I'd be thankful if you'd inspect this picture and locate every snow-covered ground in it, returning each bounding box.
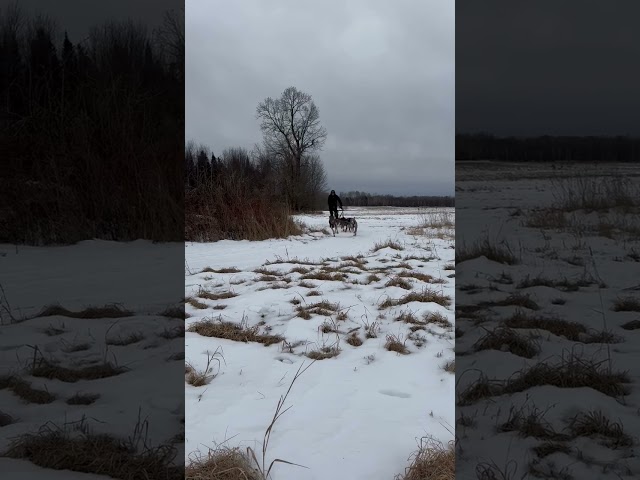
[456,162,640,479]
[185,207,456,480]
[0,241,184,478]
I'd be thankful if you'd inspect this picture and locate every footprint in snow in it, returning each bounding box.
[379,389,411,399]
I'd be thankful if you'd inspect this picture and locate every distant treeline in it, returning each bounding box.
[1,4,184,244]
[456,133,640,162]
[339,191,454,208]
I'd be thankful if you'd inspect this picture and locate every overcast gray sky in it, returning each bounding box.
[186,0,454,196]
[457,0,640,136]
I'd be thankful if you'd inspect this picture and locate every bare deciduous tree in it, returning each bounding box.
[256,86,327,209]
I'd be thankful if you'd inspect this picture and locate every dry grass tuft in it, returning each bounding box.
[621,319,640,330]
[504,311,586,341]
[385,334,410,354]
[456,237,519,265]
[188,316,283,346]
[36,304,133,319]
[66,393,100,405]
[198,290,238,301]
[31,362,129,383]
[201,267,241,274]
[306,290,322,297]
[567,410,633,447]
[398,270,434,282]
[380,288,452,309]
[346,333,363,347]
[300,271,347,282]
[473,327,540,358]
[442,360,455,374]
[372,239,404,252]
[394,436,454,480]
[298,280,316,288]
[186,297,208,310]
[386,277,413,290]
[5,424,181,479]
[612,296,640,312]
[296,301,340,319]
[0,375,56,404]
[306,345,340,360]
[424,311,453,329]
[186,447,260,479]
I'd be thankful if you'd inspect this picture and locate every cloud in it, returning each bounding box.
[186,0,454,195]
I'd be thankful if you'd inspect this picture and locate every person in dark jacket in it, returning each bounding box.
[328,190,343,218]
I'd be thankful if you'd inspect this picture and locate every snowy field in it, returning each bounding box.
[0,241,184,478]
[184,207,455,479]
[456,162,640,479]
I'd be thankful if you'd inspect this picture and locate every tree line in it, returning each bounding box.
[185,86,331,241]
[339,191,454,208]
[1,3,184,244]
[456,133,640,162]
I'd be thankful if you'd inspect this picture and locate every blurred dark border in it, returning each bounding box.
[456,1,640,478]
[0,0,184,477]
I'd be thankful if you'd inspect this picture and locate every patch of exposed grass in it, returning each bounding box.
[66,393,100,405]
[198,289,238,301]
[188,316,283,346]
[306,346,340,360]
[36,304,133,319]
[612,296,640,312]
[442,360,454,374]
[386,277,413,290]
[346,333,363,347]
[500,405,565,440]
[525,209,567,230]
[300,271,347,282]
[483,293,540,311]
[185,447,259,480]
[424,311,453,329]
[306,290,322,297]
[0,375,56,404]
[621,319,640,330]
[394,436,454,480]
[296,301,340,319]
[517,274,596,292]
[5,427,182,480]
[398,270,434,282]
[385,334,410,354]
[473,327,540,358]
[298,280,317,288]
[186,297,208,309]
[31,362,128,383]
[380,288,452,309]
[256,275,278,282]
[372,239,404,252]
[567,410,633,447]
[504,311,585,341]
[365,274,381,284]
[503,358,630,398]
[201,267,241,274]
[289,266,311,275]
[456,237,519,265]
